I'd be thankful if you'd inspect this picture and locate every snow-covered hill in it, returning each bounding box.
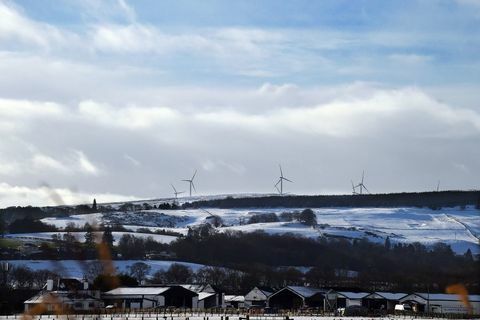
[36,205,480,255]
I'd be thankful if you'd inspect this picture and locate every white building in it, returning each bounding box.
[400,293,480,315]
[24,279,103,313]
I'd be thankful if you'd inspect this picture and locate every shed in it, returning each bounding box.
[267,286,329,310]
[362,291,407,312]
[336,291,370,308]
[103,287,170,309]
[244,286,277,308]
[400,293,480,315]
[224,295,245,309]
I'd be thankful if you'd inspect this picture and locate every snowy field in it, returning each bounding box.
[5,260,206,278]
[5,231,177,245]
[35,205,480,254]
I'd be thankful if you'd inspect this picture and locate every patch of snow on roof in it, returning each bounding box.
[104,287,169,295]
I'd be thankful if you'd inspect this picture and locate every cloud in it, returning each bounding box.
[123,154,141,167]
[389,54,433,64]
[0,182,138,208]
[72,150,100,175]
[32,153,69,173]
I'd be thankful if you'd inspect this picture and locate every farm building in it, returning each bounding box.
[267,286,333,310]
[181,284,224,308]
[103,286,197,309]
[244,286,277,308]
[400,293,480,315]
[224,295,245,309]
[335,291,369,308]
[362,292,407,312]
[24,279,103,313]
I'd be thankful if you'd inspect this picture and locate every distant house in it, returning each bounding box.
[335,291,369,308]
[24,278,103,313]
[244,286,277,308]
[362,291,407,312]
[224,295,245,309]
[267,286,333,310]
[400,293,480,315]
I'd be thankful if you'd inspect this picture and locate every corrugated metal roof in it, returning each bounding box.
[366,292,407,300]
[337,291,370,299]
[286,286,326,298]
[225,295,245,302]
[198,292,216,301]
[415,293,480,302]
[104,287,169,295]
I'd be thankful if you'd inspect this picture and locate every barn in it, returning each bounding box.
[362,292,407,312]
[103,286,198,309]
[335,291,369,308]
[244,286,277,308]
[224,295,245,309]
[267,286,330,310]
[400,293,480,315]
[181,284,224,309]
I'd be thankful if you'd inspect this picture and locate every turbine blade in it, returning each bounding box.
[279,164,283,177]
[274,185,281,194]
[181,179,190,182]
[283,177,293,183]
[191,182,196,192]
[363,185,370,194]
[192,170,197,180]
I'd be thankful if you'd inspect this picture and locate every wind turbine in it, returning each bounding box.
[436,180,440,192]
[275,165,293,195]
[353,170,370,195]
[351,180,358,195]
[182,170,197,197]
[170,183,184,200]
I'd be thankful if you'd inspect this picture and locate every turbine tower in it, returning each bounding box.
[351,180,358,195]
[275,165,293,195]
[182,170,197,197]
[170,183,184,200]
[436,180,440,192]
[353,170,370,195]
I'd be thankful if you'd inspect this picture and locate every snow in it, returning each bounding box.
[367,292,408,300]
[37,205,480,255]
[104,287,169,295]
[6,231,177,245]
[198,292,216,300]
[5,260,206,278]
[285,286,327,298]
[412,293,480,302]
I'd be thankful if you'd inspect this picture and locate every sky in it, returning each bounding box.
[0,0,479,207]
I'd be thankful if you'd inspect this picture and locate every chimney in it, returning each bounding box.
[83,280,89,290]
[46,279,54,291]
